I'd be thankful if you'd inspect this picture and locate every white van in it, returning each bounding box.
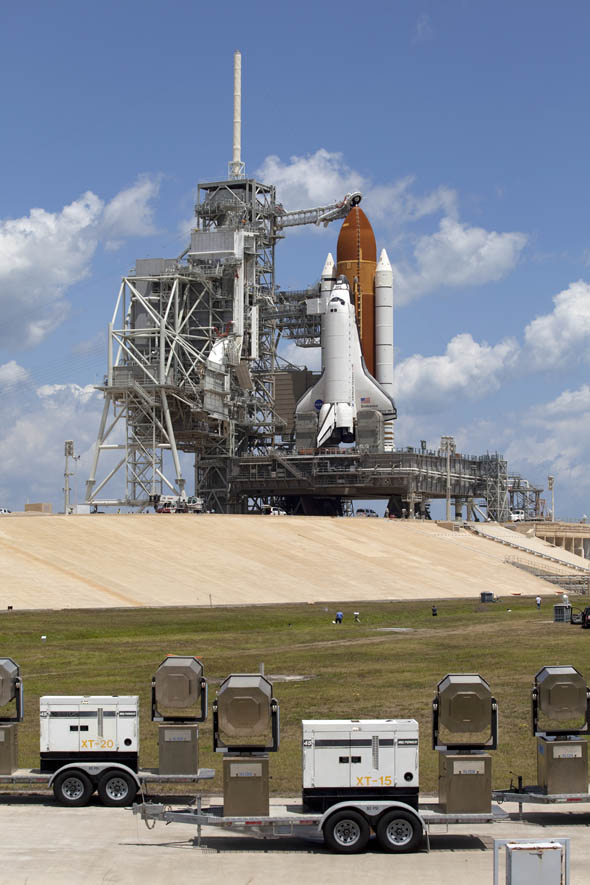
[510,510,525,522]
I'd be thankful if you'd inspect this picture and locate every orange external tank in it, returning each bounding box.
[336,207,377,376]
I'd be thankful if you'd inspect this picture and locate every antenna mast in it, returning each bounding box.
[229,50,245,179]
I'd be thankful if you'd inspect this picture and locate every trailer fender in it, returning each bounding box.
[318,798,424,831]
[48,762,141,791]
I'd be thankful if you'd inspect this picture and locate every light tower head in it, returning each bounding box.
[151,655,207,723]
[532,665,590,736]
[213,674,279,754]
[433,674,498,751]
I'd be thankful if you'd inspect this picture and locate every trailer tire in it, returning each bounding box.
[53,770,93,807]
[376,810,422,853]
[323,809,370,853]
[97,771,137,807]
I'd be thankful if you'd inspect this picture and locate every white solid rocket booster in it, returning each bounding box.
[374,248,394,451]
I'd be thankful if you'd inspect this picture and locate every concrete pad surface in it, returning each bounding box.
[1,797,590,884]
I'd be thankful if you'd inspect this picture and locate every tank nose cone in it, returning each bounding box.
[336,207,377,265]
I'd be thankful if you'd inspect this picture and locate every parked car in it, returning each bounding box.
[0,508,11,514]
[355,508,379,518]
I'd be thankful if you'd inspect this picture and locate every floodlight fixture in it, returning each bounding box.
[151,655,207,723]
[0,658,23,722]
[213,674,279,754]
[532,665,590,737]
[432,674,498,751]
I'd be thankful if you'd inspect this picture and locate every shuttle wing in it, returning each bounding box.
[295,371,326,414]
[354,362,397,419]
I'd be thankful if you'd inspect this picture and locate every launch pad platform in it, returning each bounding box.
[228,449,507,517]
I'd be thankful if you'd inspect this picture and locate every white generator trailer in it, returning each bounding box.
[0,695,214,807]
[133,718,506,854]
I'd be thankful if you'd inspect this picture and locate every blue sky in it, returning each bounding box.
[1,0,590,518]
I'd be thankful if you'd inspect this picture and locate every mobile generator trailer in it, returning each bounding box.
[132,718,507,854]
[132,795,507,854]
[0,695,213,806]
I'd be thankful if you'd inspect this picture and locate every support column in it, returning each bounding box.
[161,390,185,493]
[85,399,110,502]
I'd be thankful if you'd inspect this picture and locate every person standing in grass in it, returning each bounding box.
[536,595,541,609]
[335,611,343,625]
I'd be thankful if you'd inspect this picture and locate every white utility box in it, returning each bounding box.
[40,696,139,773]
[302,719,419,812]
[506,842,564,885]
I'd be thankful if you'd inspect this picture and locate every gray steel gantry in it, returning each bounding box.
[85,184,361,511]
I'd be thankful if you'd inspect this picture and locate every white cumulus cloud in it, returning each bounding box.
[363,175,458,227]
[256,150,526,303]
[394,218,528,305]
[0,383,103,509]
[0,192,103,346]
[256,150,365,210]
[502,384,590,509]
[36,382,99,405]
[395,332,520,412]
[0,177,160,348]
[524,279,590,369]
[102,175,160,248]
[0,360,30,388]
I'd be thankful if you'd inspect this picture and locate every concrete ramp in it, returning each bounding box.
[464,522,590,573]
[0,514,569,610]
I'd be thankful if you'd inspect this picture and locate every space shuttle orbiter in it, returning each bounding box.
[295,267,396,449]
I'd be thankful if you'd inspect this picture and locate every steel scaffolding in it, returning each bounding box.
[85,181,360,511]
[508,474,544,519]
[480,454,511,523]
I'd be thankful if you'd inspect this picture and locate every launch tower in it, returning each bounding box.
[85,52,361,512]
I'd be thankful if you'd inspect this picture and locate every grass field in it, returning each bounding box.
[2,595,589,796]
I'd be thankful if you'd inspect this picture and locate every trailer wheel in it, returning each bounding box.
[376,810,422,853]
[323,810,370,853]
[53,771,93,807]
[97,771,137,807]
